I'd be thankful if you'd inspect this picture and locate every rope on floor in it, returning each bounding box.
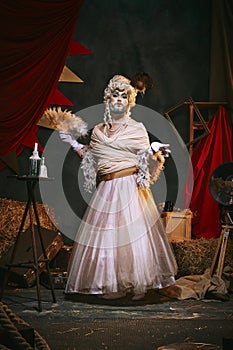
[0,302,51,350]
[0,345,11,350]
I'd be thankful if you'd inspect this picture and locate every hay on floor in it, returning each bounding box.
[0,198,57,259]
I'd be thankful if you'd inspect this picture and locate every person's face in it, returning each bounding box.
[109,90,129,117]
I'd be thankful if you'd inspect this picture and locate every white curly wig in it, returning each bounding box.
[103,75,137,107]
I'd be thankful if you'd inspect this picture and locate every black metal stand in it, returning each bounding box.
[0,176,56,312]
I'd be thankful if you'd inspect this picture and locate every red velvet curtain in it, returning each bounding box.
[190,106,233,239]
[0,1,83,163]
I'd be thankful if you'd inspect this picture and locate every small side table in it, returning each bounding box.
[0,175,56,312]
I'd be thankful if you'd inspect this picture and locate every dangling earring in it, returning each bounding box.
[103,102,112,127]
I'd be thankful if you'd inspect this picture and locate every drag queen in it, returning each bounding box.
[59,75,177,300]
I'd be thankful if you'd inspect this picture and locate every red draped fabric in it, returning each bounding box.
[0,0,83,168]
[190,106,233,239]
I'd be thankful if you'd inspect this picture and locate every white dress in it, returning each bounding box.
[65,117,177,295]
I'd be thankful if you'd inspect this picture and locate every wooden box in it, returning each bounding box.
[50,244,73,271]
[0,226,64,287]
[161,210,192,241]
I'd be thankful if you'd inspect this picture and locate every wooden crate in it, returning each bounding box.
[161,211,192,242]
[0,226,64,287]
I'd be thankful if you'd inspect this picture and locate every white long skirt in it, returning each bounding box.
[65,175,177,295]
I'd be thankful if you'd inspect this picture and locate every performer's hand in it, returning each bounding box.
[149,142,171,157]
[76,148,85,158]
[59,131,84,151]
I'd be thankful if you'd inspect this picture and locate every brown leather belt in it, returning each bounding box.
[97,166,138,182]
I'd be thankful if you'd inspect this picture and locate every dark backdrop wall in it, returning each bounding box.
[0,0,211,234]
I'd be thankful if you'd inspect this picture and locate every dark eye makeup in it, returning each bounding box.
[112,91,128,99]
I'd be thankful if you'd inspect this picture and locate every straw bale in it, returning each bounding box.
[171,237,233,277]
[0,198,57,258]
